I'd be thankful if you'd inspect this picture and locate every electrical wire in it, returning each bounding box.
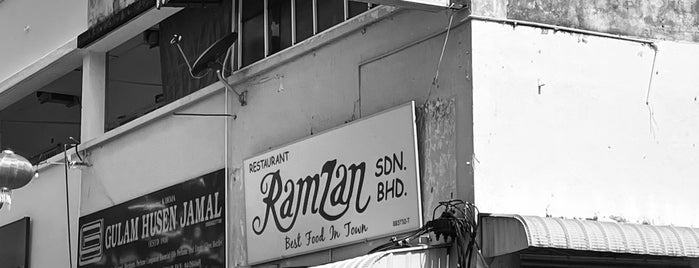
[370,199,481,268]
[72,145,83,162]
[68,137,84,162]
[423,8,455,108]
[644,43,659,139]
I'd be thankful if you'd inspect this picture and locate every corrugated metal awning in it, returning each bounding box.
[482,214,699,258]
[311,246,448,268]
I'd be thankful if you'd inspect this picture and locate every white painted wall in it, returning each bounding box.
[80,92,226,215]
[0,161,81,268]
[472,20,699,226]
[0,0,86,81]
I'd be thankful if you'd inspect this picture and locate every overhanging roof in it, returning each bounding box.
[0,39,84,111]
[482,214,699,258]
[79,4,181,52]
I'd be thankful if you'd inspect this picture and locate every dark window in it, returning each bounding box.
[295,0,314,42]
[237,0,380,67]
[268,0,292,54]
[317,0,344,32]
[158,1,232,107]
[348,1,370,18]
[242,0,265,66]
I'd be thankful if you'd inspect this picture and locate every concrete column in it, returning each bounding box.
[80,52,106,142]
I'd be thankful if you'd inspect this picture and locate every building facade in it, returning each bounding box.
[1,0,699,267]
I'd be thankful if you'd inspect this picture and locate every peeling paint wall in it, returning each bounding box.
[471,0,699,42]
[472,20,699,226]
[417,98,457,223]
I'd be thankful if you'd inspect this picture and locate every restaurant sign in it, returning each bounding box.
[244,102,422,264]
[77,169,225,268]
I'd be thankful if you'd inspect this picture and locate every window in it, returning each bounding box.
[0,70,82,164]
[295,0,314,42]
[349,1,373,18]
[107,1,233,131]
[268,0,293,54]
[238,0,376,68]
[317,0,344,32]
[241,0,265,66]
[106,32,164,131]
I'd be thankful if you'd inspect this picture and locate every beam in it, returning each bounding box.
[80,52,107,141]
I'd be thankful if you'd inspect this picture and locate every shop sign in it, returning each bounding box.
[244,102,422,264]
[77,169,225,268]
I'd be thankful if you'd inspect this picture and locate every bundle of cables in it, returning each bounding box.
[369,199,480,268]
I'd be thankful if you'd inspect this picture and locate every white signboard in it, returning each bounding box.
[244,102,422,264]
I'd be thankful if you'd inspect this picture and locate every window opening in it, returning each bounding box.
[348,1,371,18]
[294,0,314,43]
[238,0,379,68]
[241,0,265,66]
[106,1,233,131]
[316,0,344,32]
[0,71,82,164]
[268,0,293,55]
[106,32,164,131]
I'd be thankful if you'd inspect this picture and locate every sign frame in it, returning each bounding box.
[243,101,423,264]
[76,169,226,268]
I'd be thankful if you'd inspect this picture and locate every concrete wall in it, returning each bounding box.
[472,19,699,226]
[471,0,699,42]
[0,160,81,268]
[0,0,86,81]
[80,92,226,215]
[79,7,474,267]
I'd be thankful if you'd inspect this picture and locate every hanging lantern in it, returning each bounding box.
[0,150,35,209]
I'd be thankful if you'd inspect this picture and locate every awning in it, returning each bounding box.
[481,214,699,258]
[311,246,448,268]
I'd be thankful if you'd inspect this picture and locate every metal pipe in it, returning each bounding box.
[343,0,349,21]
[312,0,318,34]
[62,145,73,268]
[466,15,655,46]
[224,77,231,268]
[264,0,270,56]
